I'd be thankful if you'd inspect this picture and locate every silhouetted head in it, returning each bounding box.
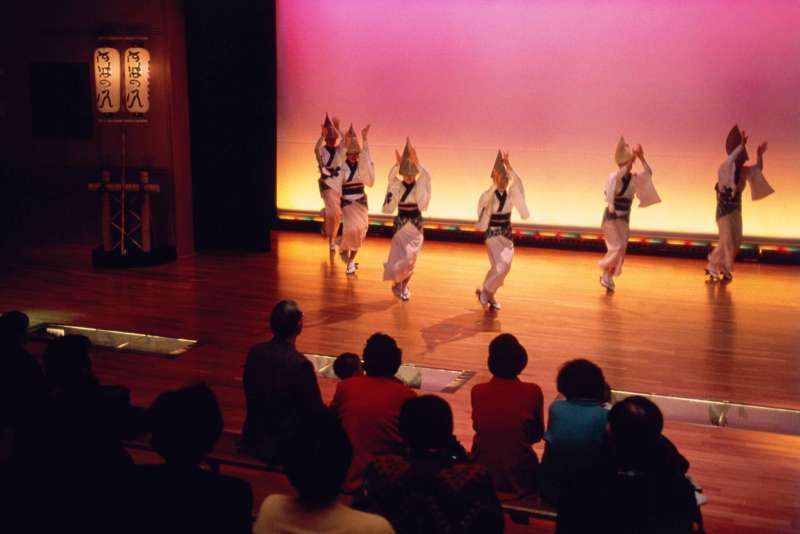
[0,310,29,348]
[270,300,303,340]
[556,358,607,401]
[362,333,402,378]
[488,333,528,378]
[284,410,352,506]
[608,395,664,453]
[43,335,94,392]
[149,383,223,466]
[399,395,453,453]
[333,352,363,380]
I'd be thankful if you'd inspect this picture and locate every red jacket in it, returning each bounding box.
[331,375,416,492]
[470,377,545,495]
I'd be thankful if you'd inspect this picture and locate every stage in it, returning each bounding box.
[2,230,800,532]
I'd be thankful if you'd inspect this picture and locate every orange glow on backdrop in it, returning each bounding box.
[276,1,800,239]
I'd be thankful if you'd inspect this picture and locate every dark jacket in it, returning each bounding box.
[132,464,253,534]
[556,435,701,534]
[241,338,324,462]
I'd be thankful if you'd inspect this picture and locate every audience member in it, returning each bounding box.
[471,333,543,495]
[242,300,324,463]
[24,335,135,533]
[359,395,504,534]
[539,358,610,505]
[253,410,394,533]
[40,334,134,464]
[0,311,45,452]
[134,383,253,534]
[556,396,702,534]
[333,352,363,380]
[330,333,416,491]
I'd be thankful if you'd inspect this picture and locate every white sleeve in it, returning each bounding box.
[633,168,661,208]
[331,142,346,170]
[718,144,744,190]
[605,172,618,214]
[359,141,376,187]
[476,186,495,231]
[744,165,775,201]
[314,137,324,169]
[508,167,530,220]
[382,165,402,214]
[416,164,432,211]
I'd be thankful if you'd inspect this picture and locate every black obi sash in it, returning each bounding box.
[715,168,744,220]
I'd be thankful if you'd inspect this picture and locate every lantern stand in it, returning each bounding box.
[88,36,174,267]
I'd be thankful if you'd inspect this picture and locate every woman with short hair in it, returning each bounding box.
[470,333,544,496]
[539,358,610,505]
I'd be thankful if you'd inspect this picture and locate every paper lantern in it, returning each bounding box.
[94,47,121,113]
[124,47,150,113]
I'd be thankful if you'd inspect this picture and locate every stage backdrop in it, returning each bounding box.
[276,0,799,239]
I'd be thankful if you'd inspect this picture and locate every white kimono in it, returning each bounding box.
[476,168,529,294]
[707,144,774,275]
[328,141,375,251]
[314,138,342,239]
[382,165,432,283]
[598,166,660,277]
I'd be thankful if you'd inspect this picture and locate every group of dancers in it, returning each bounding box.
[315,114,774,308]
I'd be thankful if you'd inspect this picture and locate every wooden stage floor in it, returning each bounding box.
[2,230,799,532]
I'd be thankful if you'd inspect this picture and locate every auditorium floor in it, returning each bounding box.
[2,231,799,532]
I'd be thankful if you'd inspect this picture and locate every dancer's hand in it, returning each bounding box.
[320,125,327,138]
[332,116,340,129]
[741,130,748,147]
[633,144,643,159]
[757,142,768,156]
[502,151,511,168]
[361,124,371,140]
[395,149,402,166]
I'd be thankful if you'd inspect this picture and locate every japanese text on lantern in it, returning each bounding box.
[94,47,121,113]
[125,47,150,113]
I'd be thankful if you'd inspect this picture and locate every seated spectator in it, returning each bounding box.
[358,395,504,534]
[41,334,135,465]
[471,333,543,495]
[253,410,394,533]
[17,335,135,533]
[0,311,46,452]
[242,300,324,463]
[556,396,702,534]
[333,352,363,380]
[539,358,609,505]
[330,333,416,492]
[134,383,253,534]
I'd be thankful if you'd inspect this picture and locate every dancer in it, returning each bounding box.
[706,125,772,282]
[330,123,375,275]
[314,113,342,251]
[382,138,432,301]
[598,137,660,292]
[476,151,529,311]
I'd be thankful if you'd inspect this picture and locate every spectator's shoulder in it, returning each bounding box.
[440,462,495,492]
[471,381,489,396]
[347,508,396,533]
[368,454,410,481]
[217,472,253,495]
[394,379,417,398]
[246,341,272,360]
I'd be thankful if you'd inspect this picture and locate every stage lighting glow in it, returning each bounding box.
[276,0,799,240]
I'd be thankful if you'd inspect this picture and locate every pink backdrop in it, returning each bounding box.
[276,0,800,238]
